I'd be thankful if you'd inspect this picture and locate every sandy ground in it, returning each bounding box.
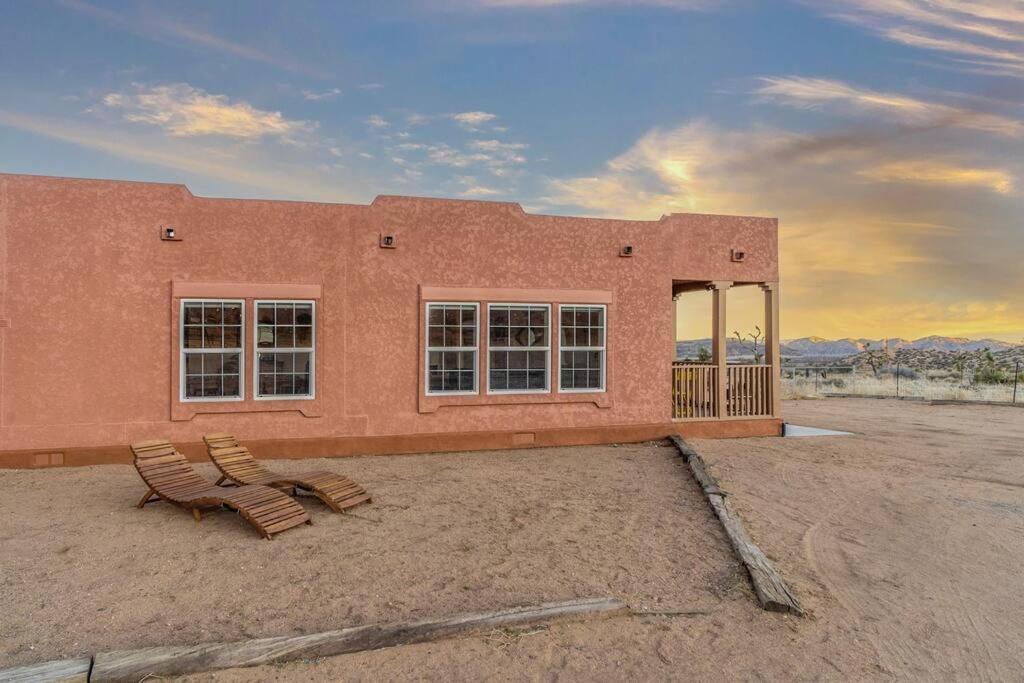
[3,399,1022,679]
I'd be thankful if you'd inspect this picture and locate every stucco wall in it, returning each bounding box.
[0,173,778,453]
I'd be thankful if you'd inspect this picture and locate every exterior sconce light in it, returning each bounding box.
[379,233,397,249]
[160,225,182,241]
[730,248,746,263]
[619,245,634,257]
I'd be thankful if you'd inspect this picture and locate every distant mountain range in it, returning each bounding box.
[676,336,1021,359]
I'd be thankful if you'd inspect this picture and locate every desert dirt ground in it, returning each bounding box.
[2,398,1023,680]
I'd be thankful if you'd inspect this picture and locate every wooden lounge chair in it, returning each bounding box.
[203,433,372,513]
[131,439,311,539]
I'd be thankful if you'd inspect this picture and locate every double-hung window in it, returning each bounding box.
[426,303,478,394]
[255,301,315,399]
[181,300,244,401]
[488,304,550,393]
[559,304,606,392]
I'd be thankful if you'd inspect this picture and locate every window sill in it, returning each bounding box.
[418,391,611,414]
[171,397,323,421]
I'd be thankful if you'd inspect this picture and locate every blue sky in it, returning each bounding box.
[2,0,1023,340]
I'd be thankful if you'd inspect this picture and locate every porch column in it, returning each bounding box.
[761,282,782,417]
[709,281,731,418]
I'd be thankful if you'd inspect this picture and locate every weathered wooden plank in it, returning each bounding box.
[91,597,627,682]
[0,657,91,683]
[670,436,803,615]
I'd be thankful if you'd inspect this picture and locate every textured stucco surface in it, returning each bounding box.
[0,173,778,454]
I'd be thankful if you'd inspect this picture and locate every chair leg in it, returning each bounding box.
[136,488,156,509]
[192,508,202,522]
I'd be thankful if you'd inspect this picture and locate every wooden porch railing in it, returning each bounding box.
[672,363,717,419]
[725,364,773,417]
[673,362,774,419]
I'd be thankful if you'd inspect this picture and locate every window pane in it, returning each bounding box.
[276,304,294,325]
[203,376,222,397]
[185,353,203,374]
[428,306,444,326]
[222,353,240,374]
[295,304,312,325]
[185,376,204,398]
[295,326,313,348]
[223,304,242,325]
[222,375,240,397]
[203,326,222,348]
[257,305,274,324]
[275,374,294,395]
[490,308,508,326]
[293,352,311,373]
[461,327,475,346]
[184,326,203,348]
[491,326,509,347]
[257,325,275,348]
[528,370,545,389]
[184,305,203,324]
[277,327,294,348]
[202,354,223,375]
[259,374,275,395]
[293,374,310,395]
[203,303,223,325]
[223,326,241,349]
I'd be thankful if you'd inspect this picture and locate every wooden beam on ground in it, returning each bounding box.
[0,657,91,683]
[90,597,627,682]
[670,436,803,615]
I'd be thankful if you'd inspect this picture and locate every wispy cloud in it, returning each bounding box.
[356,83,385,90]
[449,111,498,130]
[542,117,1024,338]
[753,76,1024,136]
[0,109,354,201]
[366,114,390,129]
[857,159,1014,193]
[302,88,342,101]
[59,0,325,77]
[445,0,722,9]
[102,84,315,142]
[807,1,1024,77]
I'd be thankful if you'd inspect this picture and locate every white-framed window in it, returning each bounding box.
[487,303,550,393]
[254,300,315,400]
[180,299,244,402]
[558,304,606,392]
[425,302,479,395]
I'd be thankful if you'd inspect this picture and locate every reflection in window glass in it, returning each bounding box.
[255,301,315,398]
[426,303,478,393]
[489,304,550,392]
[181,300,243,400]
[559,305,606,391]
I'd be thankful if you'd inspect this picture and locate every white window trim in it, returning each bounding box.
[179,298,245,403]
[253,299,317,401]
[486,302,551,395]
[424,302,480,396]
[557,303,607,394]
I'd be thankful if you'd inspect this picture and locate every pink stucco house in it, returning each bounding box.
[0,173,781,467]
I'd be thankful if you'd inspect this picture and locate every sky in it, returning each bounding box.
[1,0,1022,342]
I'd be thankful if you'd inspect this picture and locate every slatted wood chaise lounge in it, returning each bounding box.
[131,439,311,539]
[203,433,372,513]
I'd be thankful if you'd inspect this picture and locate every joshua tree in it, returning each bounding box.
[733,326,764,364]
[862,342,889,377]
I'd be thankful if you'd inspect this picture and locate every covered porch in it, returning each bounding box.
[671,280,781,421]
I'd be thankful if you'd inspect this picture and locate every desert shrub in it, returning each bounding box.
[974,365,1007,384]
[881,366,918,380]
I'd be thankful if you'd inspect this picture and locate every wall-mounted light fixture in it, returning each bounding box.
[730,248,746,263]
[160,225,182,242]
[379,233,397,249]
[619,245,634,257]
